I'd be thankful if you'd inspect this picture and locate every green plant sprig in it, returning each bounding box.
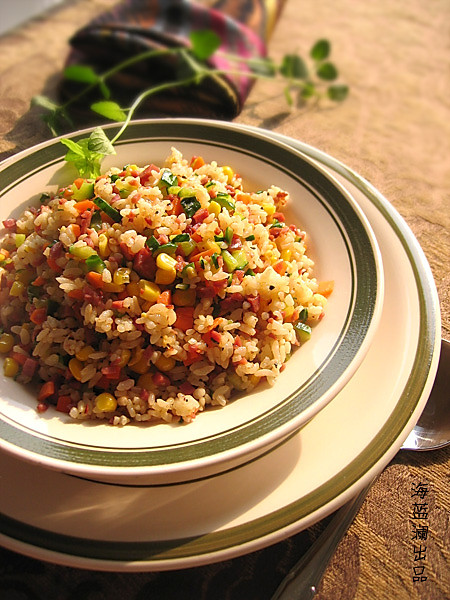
[32,32,348,178]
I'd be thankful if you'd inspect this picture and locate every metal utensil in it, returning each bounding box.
[271,338,450,600]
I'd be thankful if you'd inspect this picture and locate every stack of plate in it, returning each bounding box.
[0,119,440,571]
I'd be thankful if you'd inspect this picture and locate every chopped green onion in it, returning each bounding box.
[269,219,283,229]
[153,242,177,256]
[110,174,120,183]
[245,234,255,241]
[180,196,201,218]
[298,308,309,322]
[27,284,42,300]
[171,233,190,243]
[72,181,94,200]
[214,234,224,242]
[92,196,121,223]
[245,268,256,276]
[175,283,190,290]
[215,192,235,212]
[168,185,181,195]
[179,239,197,257]
[90,210,102,231]
[230,249,249,270]
[178,187,196,199]
[85,253,106,273]
[146,235,160,251]
[47,299,59,316]
[224,227,233,245]
[181,262,195,277]
[205,181,216,189]
[293,321,312,343]
[39,192,51,204]
[158,169,178,188]
[222,250,239,272]
[211,253,219,269]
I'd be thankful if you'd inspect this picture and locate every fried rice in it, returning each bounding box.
[0,148,333,425]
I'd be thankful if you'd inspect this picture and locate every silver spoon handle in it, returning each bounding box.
[271,482,372,600]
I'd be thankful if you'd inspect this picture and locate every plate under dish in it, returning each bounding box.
[0,119,383,483]
[0,130,440,571]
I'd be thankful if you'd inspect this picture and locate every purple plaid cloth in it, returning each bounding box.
[61,0,286,119]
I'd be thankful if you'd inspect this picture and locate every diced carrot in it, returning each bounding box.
[174,306,194,332]
[32,275,46,286]
[317,280,334,297]
[68,223,81,238]
[157,290,172,305]
[0,248,10,258]
[56,395,72,413]
[73,200,95,213]
[273,260,287,275]
[86,271,105,289]
[190,156,205,169]
[38,381,55,401]
[236,193,253,204]
[47,256,63,272]
[30,307,47,325]
[171,196,183,216]
[11,352,28,365]
[191,231,203,243]
[68,289,84,300]
[73,178,85,189]
[190,247,215,264]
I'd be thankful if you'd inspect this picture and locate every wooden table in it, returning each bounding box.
[0,1,448,598]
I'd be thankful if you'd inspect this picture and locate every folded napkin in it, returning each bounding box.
[61,0,286,120]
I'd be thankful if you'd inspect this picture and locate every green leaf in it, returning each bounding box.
[247,57,277,77]
[310,39,331,61]
[300,81,316,99]
[60,138,86,157]
[31,95,60,112]
[87,127,115,156]
[63,64,99,84]
[284,86,294,106]
[280,54,308,80]
[327,84,349,101]
[190,30,221,60]
[91,100,127,122]
[316,62,338,81]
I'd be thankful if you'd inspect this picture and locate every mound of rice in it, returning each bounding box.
[0,148,332,425]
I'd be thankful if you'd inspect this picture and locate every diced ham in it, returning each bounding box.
[133,247,156,279]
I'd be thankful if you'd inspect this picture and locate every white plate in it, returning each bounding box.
[0,120,383,484]
[0,128,440,571]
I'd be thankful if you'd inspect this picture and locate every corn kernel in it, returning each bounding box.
[204,240,221,254]
[262,203,275,215]
[95,392,117,412]
[75,345,94,361]
[154,355,176,372]
[9,281,25,297]
[139,280,161,302]
[283,305,295,319]
[103,282,125,293]
[208,201,221,217]
[156,252,177,271]
[0,333,15,354]
[281,248,292,262]
[98,234,109,257]
[0,253,5,262]
[113,267,131,285]
[116,348,131,367]
[69,245,96,260]
[173,288,196,306]
[155,268,176,285]
[68,358,83,381]
[129,355,150,374]
[222,166,234,183]
[3,357,19,377]
[137,372,154,389]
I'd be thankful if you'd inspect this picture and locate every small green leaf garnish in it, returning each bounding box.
[91,101,127,122]
[63,65,99,84]
[316,62,338,81]
[190,30,221,60]
[310,39,331,61]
